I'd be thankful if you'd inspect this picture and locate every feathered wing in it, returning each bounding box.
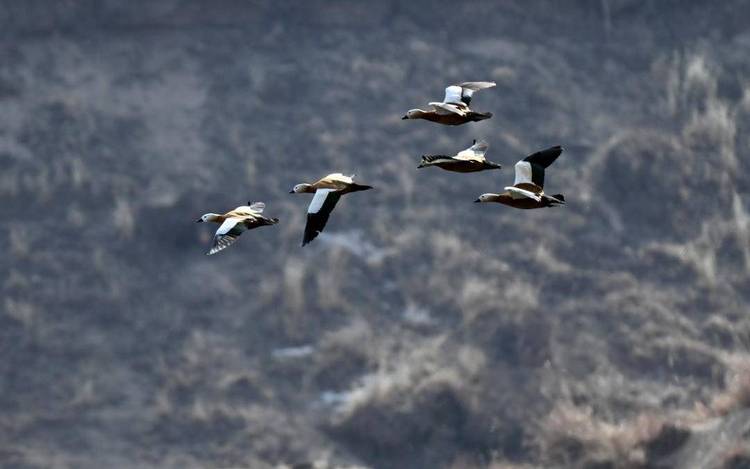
[442,85,465,104]
[513,160,535,186]
[455,139,489,160]
[247,202,265,213]
[457,81,497,91]
[324,173,354,184]
[504,186,542,201]
[208,218,245,255]
[303,189,342,246]
[515,145,563,188]
[429,101,466,116]
[451,81,496,106]
[524,145,563,168]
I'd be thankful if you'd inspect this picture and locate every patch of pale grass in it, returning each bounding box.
[539,402,664,467]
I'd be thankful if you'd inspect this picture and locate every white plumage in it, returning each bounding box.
[308,188,337,214]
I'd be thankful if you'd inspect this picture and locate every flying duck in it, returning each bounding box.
[402,81,496,125]
[289,173,373,246]
[196,202,279,255]
[474,146,565,209]
[417,139,502,173]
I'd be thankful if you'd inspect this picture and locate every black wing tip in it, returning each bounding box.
[525,145,564,166]
[539,145,563,155]
[301,233,318,246]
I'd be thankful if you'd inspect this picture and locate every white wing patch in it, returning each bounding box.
[514,160,533,186]
[216,217,242,235]
[248,202,265,213]
[326,173,353,184]
[207,218,246,255]
[444,82,495,105]
[443,85,464,104]
[455,140,489,161]
[505,186,542,201]
[429,102,466,115]
[308,189,337,214]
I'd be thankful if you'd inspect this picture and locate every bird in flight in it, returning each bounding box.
[290,173,373,246]
[474,146,565,208]
[402,81,496,125]
[196,202,279,255]
[417,139,502,173]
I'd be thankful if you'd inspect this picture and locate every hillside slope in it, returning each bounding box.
[1,1,749,468]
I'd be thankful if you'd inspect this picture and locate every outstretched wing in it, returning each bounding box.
[514,145,563,188]
[442,85,464,105]
[208,218,245,255]
[524,145,563,168]
[247,201,265,213]
[449,81,496,106]
[455,139,489,161]
[504,186,542,201]
[324,173,354,184]
[303,189,342,246]
[429,101,466,115]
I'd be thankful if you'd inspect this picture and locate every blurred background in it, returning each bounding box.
[1,1,750,468]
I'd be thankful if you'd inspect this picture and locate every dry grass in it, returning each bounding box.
[538,403,666,468]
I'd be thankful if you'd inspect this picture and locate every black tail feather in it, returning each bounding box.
[469,111,493,121]
[547,194,565,206]
[349,183,373,192]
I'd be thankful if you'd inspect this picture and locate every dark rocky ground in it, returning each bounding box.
[1,1,750,468]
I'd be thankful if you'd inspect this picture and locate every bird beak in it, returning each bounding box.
[473,199,481,203]
[288,189,295,194]
[417,164,425,169]
[195,218,203,223]
[401,115,408,120]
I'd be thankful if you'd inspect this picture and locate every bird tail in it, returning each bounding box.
[349,183,373,192]
[471,111,493,121]
[549,194,565,205]
[263,217,280,225]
